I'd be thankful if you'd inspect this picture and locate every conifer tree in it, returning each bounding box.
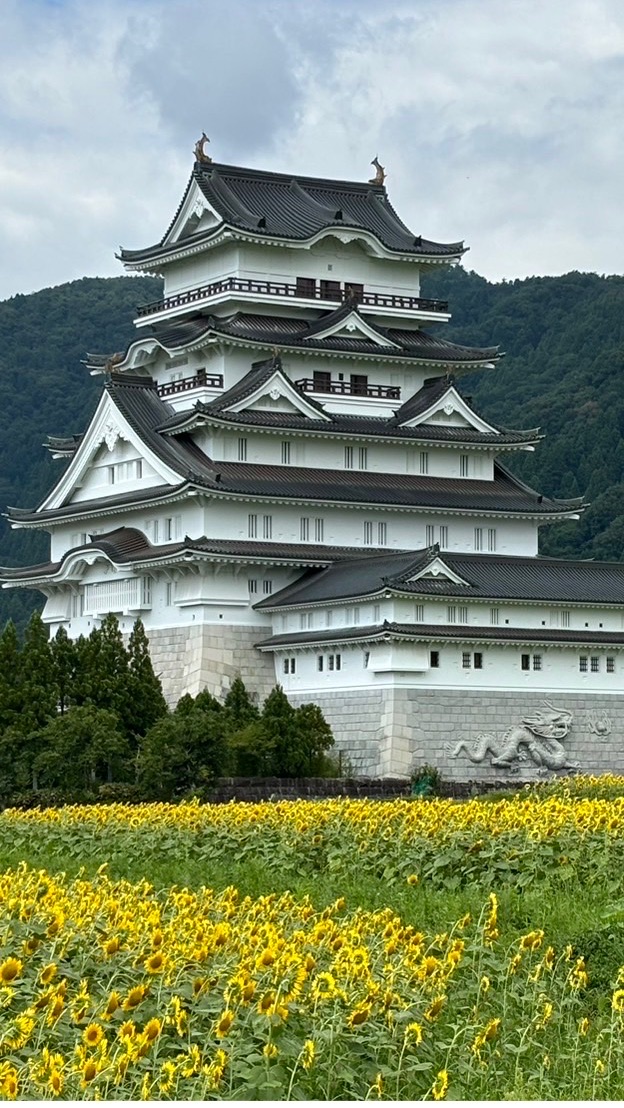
[20,611,57,734]
[50,627,76,714]
[260,684,300,776]
[0,621,22,732]
[223,676,259,732]
[126,618,167,736]
[96,613,131,720]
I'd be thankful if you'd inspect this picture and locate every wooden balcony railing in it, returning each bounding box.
[156,370,223,397]
[296,378,401,400]
[136,277,448,318]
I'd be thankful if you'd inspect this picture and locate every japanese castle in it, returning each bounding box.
[4,139,624,779]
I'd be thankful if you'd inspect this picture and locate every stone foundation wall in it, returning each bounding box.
[290,686,624,782]
[147,623,275,706]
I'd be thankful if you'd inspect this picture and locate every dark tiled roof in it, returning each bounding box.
[142,307,498,366]
[210,310,498,364]
[393,375,451,423]
[0,528,398,582]
[255,546,624,609]
[205,357,327,417]
[120,162,465,263]
[160,406,539,446]
[104,373,218,485]
[158,369,538,446]
[256,622,624,649]
[210,460,581,516]
[7,482,193,525]
[44,434,84,457]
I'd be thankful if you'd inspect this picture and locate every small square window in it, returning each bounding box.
[430,650,440,668]
[579,655,588,672]
[521,654,530,671]
[590,655,600,673]
[248,579,258,594]
[335,654,342,671]
[532,654,542,671]
[474,652,483,670]
[462,652,471,669]
[317,656,324,672]
[607,656,615,673]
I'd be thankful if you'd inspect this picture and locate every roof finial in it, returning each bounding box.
[194,132,212,165]
[369,155,386,185]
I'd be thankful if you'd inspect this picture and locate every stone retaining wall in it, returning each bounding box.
[290,686,624,782]
[147,623,275,705]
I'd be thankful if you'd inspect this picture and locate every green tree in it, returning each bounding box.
[20,610,57,734]
[126,618,168,736]
[223,676,259,732]
[50,626,76,715]
[137,705,228,799]
[260,685,301,776]
[0,621,22,732]
[293,702,335,775]
[34,706,130,793]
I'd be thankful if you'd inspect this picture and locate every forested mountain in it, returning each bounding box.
[0,277,161,628]
[422,267,624,561]
[0,267,623,629]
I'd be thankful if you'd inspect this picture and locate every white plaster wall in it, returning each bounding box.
[197,429,496,480]
[162,239,424,301]
[202,499,538,555]
[274,639,624,696]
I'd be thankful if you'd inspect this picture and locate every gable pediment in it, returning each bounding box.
[304,310,400,348]
[398,554,472,588]
[166,182,222,245]
[224,369,332,421]
[400,385,500,433]
[39,393,184,513]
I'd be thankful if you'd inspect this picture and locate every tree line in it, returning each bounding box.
[0,613,335,807]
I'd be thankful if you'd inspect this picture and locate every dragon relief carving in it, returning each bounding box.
[445,702,579,773]
[588,710,612,739]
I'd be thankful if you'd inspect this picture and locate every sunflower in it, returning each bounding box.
[431,1069,449,1101]
[263,1042,279,1060]
[144,1018,162,1042]
[404,1022,423,1045]
[301,1039,315,1070]
[49,1070,63,1097]
[145,951,165,974]
[39,963,57,985]
[215,1009,235,1038]
[0,959,22,985]
[347,1002,371,1028]
[81,1060,98,1087]
[102,991,121,1018]
[0,1067,18,1101]
[47,996,64,1023]
[612,989,624,1013]
[424,996,446,1022]
[83,1023,104,1048]
[124,984,148,1010]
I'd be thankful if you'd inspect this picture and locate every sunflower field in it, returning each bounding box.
[1,776,624,1099]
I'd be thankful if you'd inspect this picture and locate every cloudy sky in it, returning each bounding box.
[2,0,624,301]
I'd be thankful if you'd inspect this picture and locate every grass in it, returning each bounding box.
[0,824,617,963]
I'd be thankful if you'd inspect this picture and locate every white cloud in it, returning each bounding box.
[1,0,624,300]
